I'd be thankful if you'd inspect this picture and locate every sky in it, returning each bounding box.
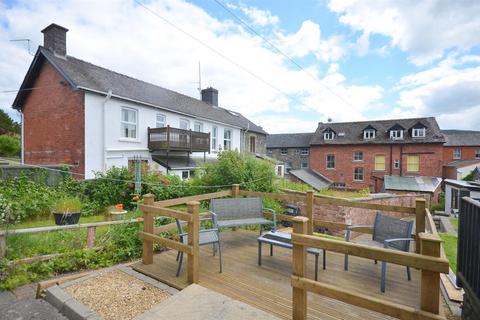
[1,0,479,133]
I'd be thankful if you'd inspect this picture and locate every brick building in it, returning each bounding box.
[309,118,445,192]
[442,130,480,162]
[12,23,266,179]
[266,133,313,172]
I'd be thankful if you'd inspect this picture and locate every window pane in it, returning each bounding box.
[156,114,165,127]
[212,127,217,138]
[375,155,385,171]
[180,119,189,130]
[407,155,419,172]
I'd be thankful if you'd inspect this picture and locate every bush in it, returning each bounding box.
[0,135,20,157]
[192,151,276,192]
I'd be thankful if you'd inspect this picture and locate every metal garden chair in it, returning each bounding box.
[175,213,222,277]
[343,212,414,292]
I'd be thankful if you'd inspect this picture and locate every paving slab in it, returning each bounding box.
[134,284,280,320]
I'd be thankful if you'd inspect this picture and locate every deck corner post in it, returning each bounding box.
[306,191,314,235]
[292,216,309,320]
[232,184,240,197]
[415,198,426,253]
[419,232,442,314]
[86,226,96,248]
[187,201,200,284]
[0,234,6,257]
[142,193,155,265]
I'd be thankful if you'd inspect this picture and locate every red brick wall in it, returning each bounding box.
[23,61,85,177]
[443,146,480,162]
[309,143,444,191]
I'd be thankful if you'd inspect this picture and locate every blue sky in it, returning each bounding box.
[1,0,480,133]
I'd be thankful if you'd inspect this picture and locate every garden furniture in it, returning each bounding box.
[258,230,326,280]
[343,212,414,292]
[175,214,222,277]
[210,197,277,234]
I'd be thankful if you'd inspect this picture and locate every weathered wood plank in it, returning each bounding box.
[153,190,232,207]
[139,204,193,221]
[291,276,444,320]
[419,232,442,314]
[291,233,449,273]
[239,190,306,202]
[153,222,177,234]
[139,231,193,255]
[142,194,155,265]
[314,197,416,214]
[187,201,200,284]
[292,217,308,320]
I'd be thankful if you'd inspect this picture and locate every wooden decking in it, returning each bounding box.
[133,230,422,320]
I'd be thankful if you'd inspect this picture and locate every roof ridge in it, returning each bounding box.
[319,116,434,126]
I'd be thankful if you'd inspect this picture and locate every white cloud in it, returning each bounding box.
[396,55,480,129]
[328,0,480,65]
[239,5,279,27]
[0,0,382,133]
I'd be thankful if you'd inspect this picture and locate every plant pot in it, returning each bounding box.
[53,212,81,225]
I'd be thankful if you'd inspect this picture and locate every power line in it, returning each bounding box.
[212,0,362,114]
[133,0,312,111]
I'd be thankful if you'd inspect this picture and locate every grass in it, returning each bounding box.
[8,214,106,230]
[450,217,458,232]
[439,233,458,273]
[275,178,369,199]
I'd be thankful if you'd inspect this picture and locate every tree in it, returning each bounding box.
[0,109,20,135]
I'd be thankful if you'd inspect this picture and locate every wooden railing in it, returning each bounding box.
[148,126,210,152]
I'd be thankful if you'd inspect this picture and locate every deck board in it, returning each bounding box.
[133,230,426,320]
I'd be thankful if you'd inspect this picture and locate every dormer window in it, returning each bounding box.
[412,127,426,138]
[390,130,403,140]
[323,129,335,140]
[363,129,376,140]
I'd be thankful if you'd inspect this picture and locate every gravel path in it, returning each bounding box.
[0,284,67,320]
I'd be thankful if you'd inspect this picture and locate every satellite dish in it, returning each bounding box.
[327,118,332,123]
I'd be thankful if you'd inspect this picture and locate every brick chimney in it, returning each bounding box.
[201,87,218,106]
[41,23,68,57]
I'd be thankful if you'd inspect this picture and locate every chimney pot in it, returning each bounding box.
[201,87,218,106]
[41,23,68,57]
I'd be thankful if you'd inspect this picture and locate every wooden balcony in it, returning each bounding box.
[148,126,210,153]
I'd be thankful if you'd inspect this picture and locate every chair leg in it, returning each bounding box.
[315,254,319,281]
[406,266,411,281]
[217,241,223,273]
[176,252,184,277]
[258,241,262,266]
[270,244,273,256]
[176,251,180,261]
[344,254,349,271]
[212,243,216,256]
[381,261,387,293]
[259,225,263,236]
[374,259,378,264]
[323,250,326,270]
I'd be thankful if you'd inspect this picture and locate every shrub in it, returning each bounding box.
[192,150,276,192]
[0,135,20,157]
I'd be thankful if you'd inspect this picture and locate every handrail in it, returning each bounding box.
[154,190,232,207]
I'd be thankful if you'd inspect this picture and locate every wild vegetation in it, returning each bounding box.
[0,110,21,157]
[276,178,370,198]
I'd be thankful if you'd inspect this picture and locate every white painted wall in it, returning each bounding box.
[84,92,242,178]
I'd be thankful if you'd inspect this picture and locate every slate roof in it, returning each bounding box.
[441,130,480,146]
[13,47,266,134]
[444,159,480,168]
[310,117,445,145]
[384,176,442,193]
[288,169,332,190]
[266,133,314,148]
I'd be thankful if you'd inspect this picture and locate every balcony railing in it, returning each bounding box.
[148,126,210,152]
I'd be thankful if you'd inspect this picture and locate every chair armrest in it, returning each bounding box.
[178,228,219,237]
[345,225,373,241]
[383,238,414,249]
[263,208,277,232]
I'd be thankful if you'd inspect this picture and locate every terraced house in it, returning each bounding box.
[309,117,445,192]
[12,24,266,179]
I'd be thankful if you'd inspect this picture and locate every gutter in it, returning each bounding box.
[20,111,24,164]
[102,90,113,171]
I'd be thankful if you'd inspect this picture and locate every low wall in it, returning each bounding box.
[282,190,423,236]
[0,164,72,186]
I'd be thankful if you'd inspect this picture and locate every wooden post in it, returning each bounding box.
[292,216,309,320]
[232,184,240,197]
[86,226,96,248]
[415,198,426,253]
[187,201,200,284]
[0,234,6,257]
[306,191,314,235]
[142,194,155,265]
[419,232,442,314]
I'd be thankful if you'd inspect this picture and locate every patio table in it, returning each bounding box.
[257,231,326,281]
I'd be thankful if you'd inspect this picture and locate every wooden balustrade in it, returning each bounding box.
[290,216,448,320]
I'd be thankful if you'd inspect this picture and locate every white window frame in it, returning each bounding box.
[412,127,426,138]
[156,113,166,128]
[179,118,190,130]
[120,107,138,139]
[353,151,363,161]
[393,159,400,169]
[194,121,203,132]
[280,148,288,155]
[224,129,232,151]
[300,148,309,156]
[211,126,218,150]
[363,129,376,140]
[326,154,335,169]
[324,131,334,140]
[390,130,403,140]
[301,161,308,169]
[354,167,364,181]
[453,148,461,160]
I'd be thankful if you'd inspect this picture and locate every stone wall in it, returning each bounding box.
[267,147,310,170]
